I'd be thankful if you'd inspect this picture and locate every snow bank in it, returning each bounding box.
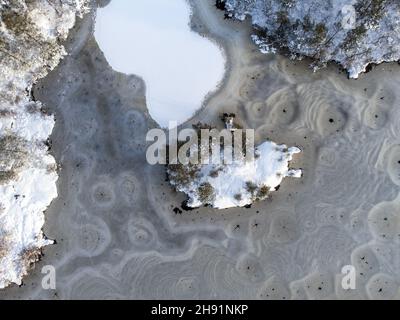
[0,0,88,289]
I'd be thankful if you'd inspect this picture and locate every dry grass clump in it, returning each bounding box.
[1,5,36,37]
[166,124,205,188]
[0,230,11,260]
[245,182,270,202]
[313,23,327,44]
[256,185,270,200]
[0,170,17,183]
[0,109,16,117]
[20,247,42,270]
[0,134,28,184]
[197,182,215,203]
[167,163,200,187]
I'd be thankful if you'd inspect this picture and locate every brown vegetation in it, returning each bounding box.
[0,134,28,184]
[20,247,42,270]
[0,230,10,260]
[197,182,215,203]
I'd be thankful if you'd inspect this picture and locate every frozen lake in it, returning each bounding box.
[95,0,225,128]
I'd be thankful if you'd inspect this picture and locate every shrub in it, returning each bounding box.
[234,193,242,201]
[245,181,258,195]
[197,182,215,203]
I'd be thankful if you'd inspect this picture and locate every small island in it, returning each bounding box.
[167,115,302,209]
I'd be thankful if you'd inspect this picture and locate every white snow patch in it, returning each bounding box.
[94,0,226,128]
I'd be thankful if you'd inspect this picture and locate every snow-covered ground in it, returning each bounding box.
[168,139,302,209]
[95,0,226,128]
[223,0,400,78]
[0,0,88,289]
